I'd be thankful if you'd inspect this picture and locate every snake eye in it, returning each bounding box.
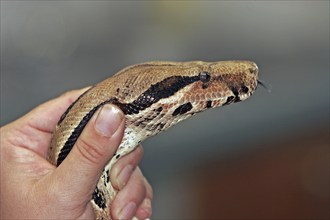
[199,71,211,83]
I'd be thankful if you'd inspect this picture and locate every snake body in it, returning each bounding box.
[47,60,259,219]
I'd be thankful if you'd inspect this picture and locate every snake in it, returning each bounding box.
[47,60,259,219]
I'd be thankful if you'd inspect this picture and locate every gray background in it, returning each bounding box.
[1,1,329,218]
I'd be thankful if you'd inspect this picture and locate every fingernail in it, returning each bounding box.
[117,164,134,189]
[95,104,124,137]
[119,202,137,220]
[143,198,152,213]
[138,198,152,219]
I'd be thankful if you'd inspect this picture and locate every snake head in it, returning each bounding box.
[178,60,259,111]
[209,60,259,102]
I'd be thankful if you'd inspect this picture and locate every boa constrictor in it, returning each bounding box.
[47,60,259,219]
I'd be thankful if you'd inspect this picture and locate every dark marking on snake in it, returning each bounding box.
[206,100,212,108]
[172,102,193,116]
[57,106,99,166]
[229,86,240,102]
[114,75,200,115]
[147,122,166,132]
[230,86,239,97]
[57,86,94,125]
[93,187,106,209]
[223,96,235,105]
[116,154,120,159]
[57,99,113,166]
[112,101,140,115]
[145,114,158,121]
[155,106,163,112]
[106,169,110,183]
[241,85,249,93]
[202,84,209,89]
[133,75,199,111]
[157,122,166,130]
[103,175,107,187]
[57,75,201,166]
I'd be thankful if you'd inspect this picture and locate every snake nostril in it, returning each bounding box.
[249,64,259,75]
[249,68,256,74]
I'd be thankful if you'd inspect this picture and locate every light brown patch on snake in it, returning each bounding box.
[47,60,259,219]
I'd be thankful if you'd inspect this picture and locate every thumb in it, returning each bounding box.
[52,104,125,203]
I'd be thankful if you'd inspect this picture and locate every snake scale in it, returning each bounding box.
[47,60,259,219]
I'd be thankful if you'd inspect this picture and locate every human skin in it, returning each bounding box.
[0,88,153,219]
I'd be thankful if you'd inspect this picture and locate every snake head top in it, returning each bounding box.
[158,60,259,116]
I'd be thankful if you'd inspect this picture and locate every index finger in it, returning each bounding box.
[22,87,91,134]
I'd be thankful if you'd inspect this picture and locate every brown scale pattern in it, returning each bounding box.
[48,60,259,219]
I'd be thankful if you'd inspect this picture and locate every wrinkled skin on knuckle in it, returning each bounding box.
[75,137,105,166]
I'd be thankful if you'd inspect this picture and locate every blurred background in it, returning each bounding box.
[1,1,329,219]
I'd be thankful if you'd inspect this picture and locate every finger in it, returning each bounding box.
[5,88,91,157]
[110,145,144,190]
[111,168,147,220]
[52,104,125,205]
[143,177,153,201]
[136,178,153,219]
[22,87,91,133]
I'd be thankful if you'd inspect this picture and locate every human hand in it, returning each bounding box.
[0,88,153,219]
